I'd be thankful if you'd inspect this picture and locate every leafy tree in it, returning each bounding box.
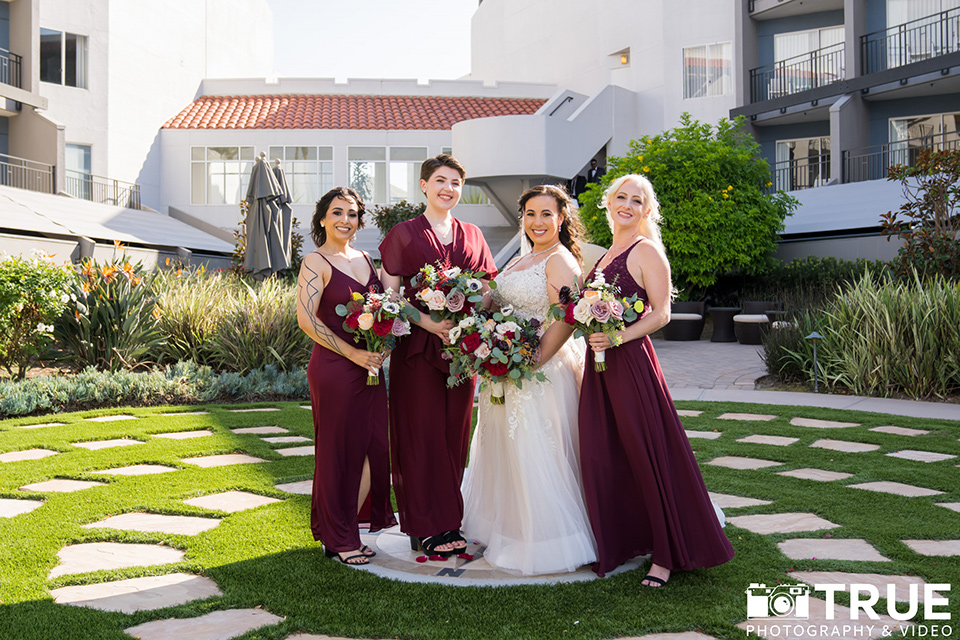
[578,114,798,297]
[370,199,426,238]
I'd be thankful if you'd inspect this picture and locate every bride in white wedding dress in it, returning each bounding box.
[461,185,598,575]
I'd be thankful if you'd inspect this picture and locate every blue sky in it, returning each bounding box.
[265,0,477,81]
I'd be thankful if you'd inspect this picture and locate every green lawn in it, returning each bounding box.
[0,401,958,639]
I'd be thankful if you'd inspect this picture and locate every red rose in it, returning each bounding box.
[483,361,509,377]
[345,312,361,329]
[372,317,394,336]
[564,303,575,326]
[460,332,482,353]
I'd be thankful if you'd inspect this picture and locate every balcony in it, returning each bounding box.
[65,171,142,209]
[0,48,22,88]
[843,130,960,183]
[861,8,960,75]
[773,152,831,191]
[749,43,844,103]
[0,153,54,194]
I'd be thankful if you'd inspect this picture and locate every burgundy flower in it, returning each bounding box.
[461,332,482,353]
[483,360,509,377]
[345,312,361,329]
[372,318,394,337]
[564,303,575,326]
[557,285,572,305]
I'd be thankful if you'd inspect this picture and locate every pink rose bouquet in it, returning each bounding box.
[336,287,421,384]
[410,259,487,323]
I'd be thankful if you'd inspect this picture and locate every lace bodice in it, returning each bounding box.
[491,255,553,323]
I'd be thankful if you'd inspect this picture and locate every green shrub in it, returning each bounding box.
[370,200,425,238]
[742,256,891,310]
[760,310,822,383]
[0,252,74,380]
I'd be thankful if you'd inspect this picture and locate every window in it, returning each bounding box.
[887,0,960,28]
[348,147,387,204]
[682,43,731,99]
[190,146,255,205]
[889,112,960,165]
[389,147,428,204]
[774,137,830,191]
[40,28,87,88]
[268,146,333,204]
[65,143,91,201]
[774,27,844,63]
[885,0,960,66]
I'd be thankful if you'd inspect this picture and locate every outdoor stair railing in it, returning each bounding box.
[65,170,142,209]
[0,153,55,194]
[843,130,960,184]
[0,47,22,88]
[749,42,844,103]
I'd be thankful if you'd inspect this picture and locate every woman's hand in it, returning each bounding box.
[349,348,385,374]
[419,316,455,344]
[587,331,622,353]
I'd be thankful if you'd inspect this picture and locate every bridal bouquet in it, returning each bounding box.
[550,270,645,372]
[410,260,487,322]
[336,287,421,384]
[443,306,546,404]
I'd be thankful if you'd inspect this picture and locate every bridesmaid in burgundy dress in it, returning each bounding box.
[579,174,734,585]
[379,154,497,556]
[296,187,397,565]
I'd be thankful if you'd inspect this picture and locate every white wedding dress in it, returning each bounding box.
[461,250,598,575]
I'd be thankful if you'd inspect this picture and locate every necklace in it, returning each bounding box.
[530,241,562,258]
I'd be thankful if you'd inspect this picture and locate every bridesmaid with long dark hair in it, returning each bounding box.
[296,187,397,565]
[379,154,497,556]
[578,174,734,585]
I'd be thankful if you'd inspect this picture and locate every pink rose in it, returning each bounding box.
[474,343,492,360]
[609,299,624,320]
[391,318,411,337]
[590,300,612,324]
[426,289,448,311]
[446,289,465,313]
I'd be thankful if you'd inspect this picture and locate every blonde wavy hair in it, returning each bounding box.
[601,174,664,250]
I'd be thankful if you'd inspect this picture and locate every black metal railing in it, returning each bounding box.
[861,7,960,74]
[0,153,55,194]
[0,47,22,88]
[65,170,142,209]
[843,130,960,183]
[773,152,832,191]
[749,42,844,103]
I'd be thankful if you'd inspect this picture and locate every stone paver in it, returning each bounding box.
[777,468,853,482]
[18,422,64,429]
[790,417,860,428]
[153,430,214,440]
[0,448,59,463]
[300,405,311,409]
[685,430,722,440]
[848,481,944,497]
[717,412,776,421]
[728,512,840,535]
[231,426,288,435]
[19,479,105,493]
[707,456,783,470]
[777,538,889,562]
[0,497,44,517]
[83,512,220,536]
[84,415,137,422]
[51,573,222,613]
[227,407,281,413]
[936,502,960,514]
[124,608,283,640]
[275,446,313,457]
[275,480,312,495]
[182,454,266,467]
[183,490,282,513]
[707,492,772,509]
[49,542,185,578]
[94,464,177,476]
[676,409,703,417]
[870,425,930,436]
[902,540,960,557]
[791,571,945,601]
[160,411,209,416]
[72,438,144,451]
[885,449,956,463]
[739,596,909,639]
[809,439,880,453]
[261,436,312,444]
[737,435,799,446]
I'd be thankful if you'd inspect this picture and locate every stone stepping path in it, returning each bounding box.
[84,415,137,422]
[848,481,944,497]
[717,412,776,421]
[790,571,946,601]
[707,456,782,470]
[885,449,956,463]
[777,538,889,562]
[676,409,703,417]
[231,426,288,435]
[870,425,929,436]
[0,497,44,517]
[777,468,853,482]
[72,439,144,451]
[182,454,266,468]
[738,596,907,639]
[937,502,960,513]
[275,480,312,495]
[183,490,282,513]
[18,422,64,429]
[49,542,185,578]
[728,512,840,535]
[809,439,880,453]
[227,407,280,413]
[275,446,313,457]
[124,608,283,640]
[0,448,59,463]
[685,430,722,440]
[20,479,105,493]
[51,573,221,613]
[83,513,220,536]
[300,405,311,409]
[901,540,960,556]
[160,411,209,416]
[707,492,772,509]
[153,430,214,440]
[791,417,860,429]
[737,435,798,446]
[261,436,312,444]
[94,464,177,476]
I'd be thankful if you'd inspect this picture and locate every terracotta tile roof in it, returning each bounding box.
[163,94,546,130]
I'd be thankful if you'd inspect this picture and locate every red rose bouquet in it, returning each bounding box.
[410,260,487,323]
[336,287,421,384]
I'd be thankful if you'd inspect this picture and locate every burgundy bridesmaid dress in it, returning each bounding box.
[307,253,397,552]
[378,215,497,539]
[578,239,735,577]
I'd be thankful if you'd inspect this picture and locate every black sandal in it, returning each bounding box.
[641,575,668,588]
[324,548,370,565]
[443,530,467,551]
[359,544,376,557]
[409,534,456,556]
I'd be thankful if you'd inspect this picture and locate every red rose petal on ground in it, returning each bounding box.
[429,554,447,562]
[416,555,428,563]
[458,553,475,560]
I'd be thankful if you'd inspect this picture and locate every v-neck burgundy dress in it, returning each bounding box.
[379,215,497,538]
[307,252,397,552]
[578,240,734,576]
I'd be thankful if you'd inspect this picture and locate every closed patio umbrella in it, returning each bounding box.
[244,153,291,278]
[272,158,293,263]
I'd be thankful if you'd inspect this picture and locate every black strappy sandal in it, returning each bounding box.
[324,548,370,565]
[443,530,468,551]
[409,534,456,557]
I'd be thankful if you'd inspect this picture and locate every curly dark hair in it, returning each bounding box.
[311,187,365,247]
[517,184,585,266]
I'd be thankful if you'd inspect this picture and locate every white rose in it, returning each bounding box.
[426,290,448,311]
[448,326,462,343]
[496,321,520,337]
[458,316,476,329]
[573,299,594,325]
[474,343,492,360]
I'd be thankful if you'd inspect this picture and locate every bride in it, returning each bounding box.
[461,185,597,575]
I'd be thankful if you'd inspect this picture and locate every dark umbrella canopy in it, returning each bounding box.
[244,153,291,278]
[272,158,293,262]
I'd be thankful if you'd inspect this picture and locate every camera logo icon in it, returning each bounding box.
[746,583,811,619]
